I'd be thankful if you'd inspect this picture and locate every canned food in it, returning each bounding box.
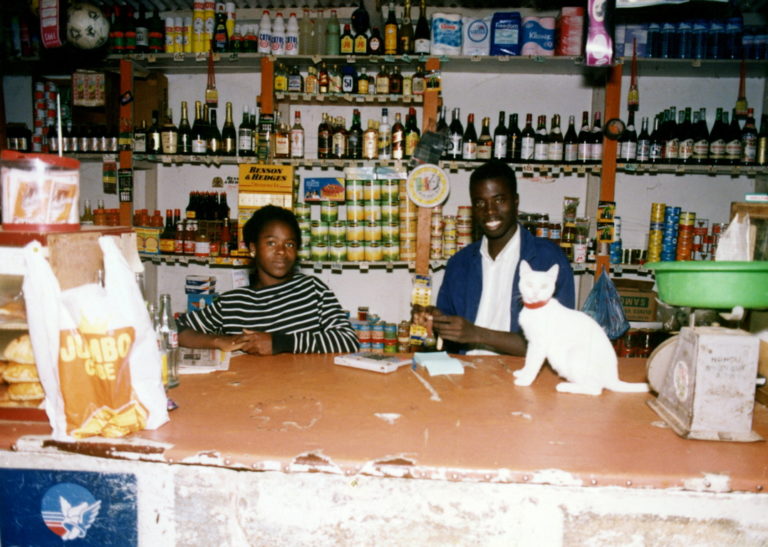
[294,202,311,219]
[346,180,365,201]
[310,242,329,262]
[364,202,382,222]
[363,180,381,201]
[380,179,400,201]
[365,242,383,261]
[364,221,382,242]
[381,203,399,222]
[347,242,365,261]
[330,243,347,262]
[382,242,399,261]
[346,221,364,242]
[371,323,384,341]
[329,220,346,244]
[346,201,365,222]
[320,201,339,222]
[381,222,400,243]
[310,220,329,241]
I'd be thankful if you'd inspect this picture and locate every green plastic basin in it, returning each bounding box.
[645,261,768,309]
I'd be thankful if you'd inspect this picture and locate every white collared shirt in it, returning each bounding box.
[467,228,521,355]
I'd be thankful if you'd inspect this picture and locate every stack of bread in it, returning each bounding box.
[0,334,44,408]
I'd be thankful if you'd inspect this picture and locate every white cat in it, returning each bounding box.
[513,260,649,396]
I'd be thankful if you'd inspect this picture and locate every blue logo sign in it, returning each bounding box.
[41,482,102,540]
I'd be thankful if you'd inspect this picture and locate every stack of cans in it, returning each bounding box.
[430,205,443,259]
[647,202,665,263]
[442,215,457,258]
[661,205,682,262]
[295,203,312,261]
[456,206,473,251]
[399,179,417,261]
[676,211,696,261]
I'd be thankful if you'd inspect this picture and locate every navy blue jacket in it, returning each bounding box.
[436,224,575,339]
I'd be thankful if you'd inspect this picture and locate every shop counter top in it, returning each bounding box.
[1,354,767,494]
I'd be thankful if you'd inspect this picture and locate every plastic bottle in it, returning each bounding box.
[299,9,312,54]
[285,12,299,55]
[271,12,285,55]
[314,9,327,56]
[325,9,340,55]
[258,10,271,54]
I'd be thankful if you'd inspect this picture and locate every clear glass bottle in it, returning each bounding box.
[158,294,180,389]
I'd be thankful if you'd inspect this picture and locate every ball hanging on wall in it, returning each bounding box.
[66,3,109,50]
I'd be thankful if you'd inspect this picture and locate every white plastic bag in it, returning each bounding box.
[23,236,168,441]
[715,212,752,261]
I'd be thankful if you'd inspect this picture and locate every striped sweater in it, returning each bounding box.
[176,273,359,354]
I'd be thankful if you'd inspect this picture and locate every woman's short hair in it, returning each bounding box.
[242,205,301,249]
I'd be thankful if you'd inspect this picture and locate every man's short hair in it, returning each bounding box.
[243,205,302,249]
[469,159,518,195]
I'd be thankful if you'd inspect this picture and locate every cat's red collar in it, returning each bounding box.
[523,300,549,309]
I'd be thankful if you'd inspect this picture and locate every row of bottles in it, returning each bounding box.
[617,106,768,166]
[107,4,166,54]
[148,207,237,259]
[439,108,604,164]
[274,63,435,96]
[314,107,421,160]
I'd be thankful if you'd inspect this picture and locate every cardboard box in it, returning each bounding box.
[614,278,657,322]
[187,293,217,312]
[303,177,346,202]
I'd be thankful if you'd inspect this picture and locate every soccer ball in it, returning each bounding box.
[66,3,109,50]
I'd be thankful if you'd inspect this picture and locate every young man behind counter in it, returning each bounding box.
[414,159,575,356]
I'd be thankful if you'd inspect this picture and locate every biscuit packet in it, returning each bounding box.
[22,236,168,441]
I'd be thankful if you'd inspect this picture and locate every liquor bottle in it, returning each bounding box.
[148,8,164,53]
[563,115,578,163]
[462,113,478,161]
[368,27,384,54]
[411,64,425,95]
[520,113,536,162]
[318,62,329,93]
[757,113,768,166]
[135,6,149,52]
[325,10,340,55]
[221,101,237,156]
[160,108,179,154]
[436,105,449,158]
[492,112,507,160]
[414,0,430,54]
[447,107,463,160]
[649,115,663,163]
[287,66,303,92]
[708,107,726,165]
[477,116,493,160]
[546,114,564,163]
[725,109,742,165]
[290,111,305,158]
[220,217,232,257]
[305,66,319,94]
[147,110,162,154]
[351,0,370,54]
[678,107,694,163]
[379,107,392,160]
[160,209,176,254]
[81,199,94,225]
[389,65,403,95]
[158,294,180,389]
[174,216,185,255]
[213,2,229,52]
[576,111,590,163]
[636,116,651,163]
[348,109,363,159]
[133,120,147,154]
[123,7,137,52]
[217,192,230,220]
[191,101,208,155]
[662,107,678,163]
[238,106,253,156]
[274,62,288,92]
[375,65,390,94]
[692,108,710,164]
[404,107,420,158]
[274,111,290,158]
[331,116,348,159]
[741,108,757,164]
[384,0,398,55]
[329,63,342,93]
[177,101,192,154]
[618,111,637,162]
[507,113,521,161]
[533,115,548,162]
[299,9,312,55]
[399,0,414,54]
[317,113,331,159]
[589,111,603,163]
[357,66,370,94]
[363,119,379,159]
[392,112,405,160]
[340,23,354,54]
[207,107,222,155]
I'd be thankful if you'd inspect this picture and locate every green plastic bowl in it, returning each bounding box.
[645,261,768,309]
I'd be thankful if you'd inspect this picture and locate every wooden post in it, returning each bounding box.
[414,57,441,276]
[118,59,134,226]
[260,56,274,115]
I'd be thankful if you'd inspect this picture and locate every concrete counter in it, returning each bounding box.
[1,354,767,545]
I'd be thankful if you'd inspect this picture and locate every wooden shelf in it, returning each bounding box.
[274,91,423,105]
[619,162,768,177]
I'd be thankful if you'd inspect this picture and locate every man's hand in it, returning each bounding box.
[431,308,478,344]
[411,304,435,335]
[234,329,274,356]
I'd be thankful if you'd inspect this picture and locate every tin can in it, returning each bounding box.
[346,180,365,201]
[381,179,400,201]
[363,180,381,201]
[310,220,329,242]
[330,243,347,262]
[371,322,385,342]
[430,238,443,259]
[364,221,382,242]
[320,201,339,222]
[346,221,364,242]
[294,202,311,220]
[382,242,399,261]
[442,240,457,258]
[381,203,399,222]
[310,242,328,261]
[329,221,346,244]
[381,222,400,243]
[347,242,365,261]
[346,201,365,222]
[400,220,417,240]
[365,242,382,261]
[364,202,382,222]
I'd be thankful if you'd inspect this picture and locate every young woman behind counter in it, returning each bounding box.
[177,205,359,355]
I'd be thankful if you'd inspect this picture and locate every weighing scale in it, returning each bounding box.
[644,261,768,442]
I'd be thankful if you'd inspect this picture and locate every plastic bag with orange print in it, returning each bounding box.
[22,236,168,441]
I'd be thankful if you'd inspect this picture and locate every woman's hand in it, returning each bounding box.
[213,335,246,353]
[234,329,274,356]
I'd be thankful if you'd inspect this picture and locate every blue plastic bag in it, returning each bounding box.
[581,274,630,340]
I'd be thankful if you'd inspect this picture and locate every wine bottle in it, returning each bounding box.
[649,115,663,163]
[384,0,398,55]
[692,108,710,164]
[462,113,478,161]
[447,107,463,160]
[708,107,726,165]
[290,110,305,159]
[178,101,192,155]
[507,113,521,161]
[351,0,370,55]
[160,108,179,155]
[741,107,758,164]
[404,107,420,158]
[563,115,578,163]
[577,111,590,163]
[378,107,392,160]
[392,112,405,160]
[222,101,237,156]
[589,112,603,164]
[147,110,162,154]
[492,112,507,160]
[274,111,291,159]
[477,116,493,160]
[520,113,536,162]
[662,106,678,163]
[348,109,363,159]
[238,106,253,156]
[547,114,564,163]
[757,113,768,166]
[678,107,694,164]
[636,116,651,163]
[618,111,637,162]
[330,115,347,159]
[725,109,742,165]
[191,101,208,155]
[318,112,331,159]
[399,0,414,54]
[414,0,430,54]
[207,107,222,155]
[533,115,548,162]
